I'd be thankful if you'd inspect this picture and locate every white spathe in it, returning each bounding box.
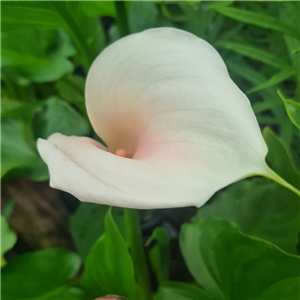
[37,28,269,209]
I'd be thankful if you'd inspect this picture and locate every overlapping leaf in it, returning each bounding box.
[80,210,141,299]
[180,218,300,300]
[2,249,81,300]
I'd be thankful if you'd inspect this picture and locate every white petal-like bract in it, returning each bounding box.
[37,28,269,209]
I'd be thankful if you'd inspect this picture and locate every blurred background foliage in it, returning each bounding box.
[1,1,300,300]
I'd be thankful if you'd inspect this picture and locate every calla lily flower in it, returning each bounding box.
[37,28,271,209]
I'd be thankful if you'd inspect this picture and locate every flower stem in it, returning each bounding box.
[114,1,130,37]
[263,165,300,196]
[124,208,152,300]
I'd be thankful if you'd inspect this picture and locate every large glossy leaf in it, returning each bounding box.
[155,282,215,300]
[71,203,126,261]
[33,97,89,140]
[263,127,300,188]
[180,218,300,300]
[2,249,81,300]
[80,209,141,300]
[1,30,75,82]
[194,179,300,254]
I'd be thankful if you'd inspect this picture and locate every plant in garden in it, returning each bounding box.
[1,1,300,300]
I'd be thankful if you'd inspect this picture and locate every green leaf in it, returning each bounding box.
[2,249,81,300]
[263,127,300,188]
[1,1,65,32]
[146,227,170,284]
[71,203,108,261]
[1,216,17,257]
[247,66,297,94]
[1,119,40,178]
[160,2,187,22]
[33,286,87,300]
[180,218,300,300]
[226,60,269,88]
[193,179,300,254]
[56,75,84,103]
[1,100,51,181]
[81,1,116,17]
[292,46,300,54]
[279,2,300,66]
[23,162,50,182]
[128,1,159,33]
[80,209,141,300]
[151,0,193,4]
[2,198,16,221]
[226,59,276,101]
[33,97,90,139]
[185,0,201,5]
[74,16,104,63]
[55,75,86,114]
[252,99,282,114]
[155,282,215,300]
[256,277,300,300]
[62,1,85,20]
[213,6,299,39]
[71,203,125,261]
[278,117,294,148]
[256,116,280,125]
[1,100,44,121]
[206,1,233,9]
[217,42,288,69]
[1,1,96,70]
[1,30,75,83]
[283,100,300,130]
[277,91,300,130]
[123,208,152,300]
[1,99,23,115]
[177,1,211,38]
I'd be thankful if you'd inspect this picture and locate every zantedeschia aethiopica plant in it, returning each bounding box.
[37,28,299,209]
